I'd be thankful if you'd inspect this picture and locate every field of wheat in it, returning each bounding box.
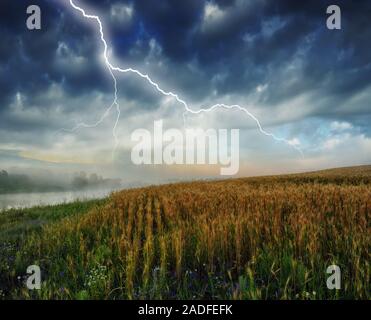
[1,166,370,299]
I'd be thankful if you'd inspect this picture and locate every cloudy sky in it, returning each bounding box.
[0,0,370,183]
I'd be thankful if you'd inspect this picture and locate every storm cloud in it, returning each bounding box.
[0,0,370,181]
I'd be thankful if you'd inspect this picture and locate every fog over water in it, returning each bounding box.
[0,189,114,211]
[0,168,126,210]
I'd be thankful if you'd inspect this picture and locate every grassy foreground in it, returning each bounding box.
[0,166,370,300]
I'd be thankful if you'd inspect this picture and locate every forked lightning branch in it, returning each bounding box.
[64,0,303,175]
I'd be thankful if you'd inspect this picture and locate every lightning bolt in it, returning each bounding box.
[63,0,303,157]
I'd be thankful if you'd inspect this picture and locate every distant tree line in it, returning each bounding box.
[0,170,121,194]
[71,172,121,190]
[0,170,51,193]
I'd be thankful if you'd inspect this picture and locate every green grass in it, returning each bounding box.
[0,199,107,298]
[0,199,107,241]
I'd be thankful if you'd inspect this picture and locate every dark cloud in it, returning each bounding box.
[0,0,111,109]
[0,0,370,162]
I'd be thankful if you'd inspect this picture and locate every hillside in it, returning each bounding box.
[1,166,370,300]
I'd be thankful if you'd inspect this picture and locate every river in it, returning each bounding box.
[0,189,115,211]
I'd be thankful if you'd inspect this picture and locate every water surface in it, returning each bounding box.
[0,189,114,211]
